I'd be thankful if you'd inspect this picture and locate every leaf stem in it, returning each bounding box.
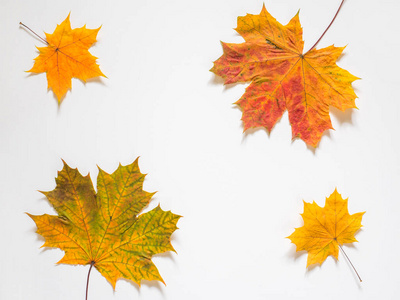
[305,0,345,54]
[85,261,95,300]
[338,243,362,282]
[19,22,49,45]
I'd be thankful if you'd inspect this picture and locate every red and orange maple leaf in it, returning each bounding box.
[211,4,359,147]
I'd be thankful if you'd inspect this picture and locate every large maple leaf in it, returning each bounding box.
[26,14,105,102]
[28,158,181,289]
[211,4,359,147]
[287,189,364,267]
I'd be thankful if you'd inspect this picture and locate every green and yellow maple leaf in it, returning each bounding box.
[28,158,180,289]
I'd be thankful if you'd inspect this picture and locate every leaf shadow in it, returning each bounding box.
[302,136,325,154]
[81,76,107,86]
[330,106,355,126]
[138,280,165,296]
[208,73,225,86]
[154,251,176,261]
[24,72,40,78]
[305,259,336,275]
[115,278,165,299]
[305,143,317,154]
[223,82,245,91]
[241,127,270,145]
[285,243,306,263]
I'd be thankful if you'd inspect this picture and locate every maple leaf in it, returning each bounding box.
[25,14,105,102]
[211,4,359,147]
[27,158,181,290]
[287,189,364,267]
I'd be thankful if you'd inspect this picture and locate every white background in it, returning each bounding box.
[1,0,399,299]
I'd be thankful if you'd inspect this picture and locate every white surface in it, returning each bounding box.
[1,0,400,299]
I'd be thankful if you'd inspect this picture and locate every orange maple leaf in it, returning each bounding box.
[287,189,364,268]
[211,4,359,147]
[26,14,105,102]
[27,158,181,290]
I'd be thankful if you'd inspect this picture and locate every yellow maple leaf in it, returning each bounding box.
[28,158,181,290]
[26,14,106,102]
[288,189,364,267]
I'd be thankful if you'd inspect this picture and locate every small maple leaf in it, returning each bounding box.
[211,4,359,147]
[287,189,364,267]
[28,158,181,290]
[25,14,106,102]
